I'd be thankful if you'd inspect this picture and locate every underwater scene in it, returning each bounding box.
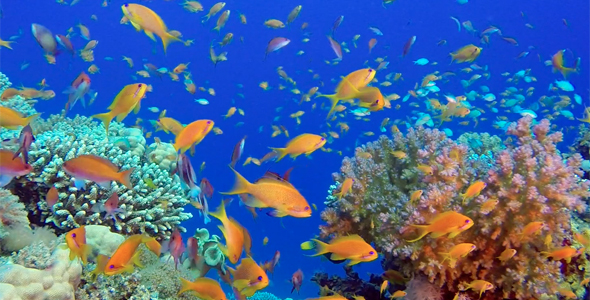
[0,0,589,299]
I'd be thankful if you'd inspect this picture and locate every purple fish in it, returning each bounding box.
[55,34,75,56]
[230,136,246,168]
[13,124,34,164]
[31,23,58,54]
[332,15,344,37]
[265,37,290,60]
[171,153,200,197]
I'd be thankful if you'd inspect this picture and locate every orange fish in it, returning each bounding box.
[155,117,184,135]
[121,3,182,53]
[300,235,378,266]
[450,44,482,63]
[92,83,148,133]
[270,133,326,161]
[46,186,59,208]
[551,49,577,79]
[178,277,227,300]
[463,280,493,299]
[520,221,544,241]
[230,257,269,297]
[208,202,246,264]
[355,87,385,112]
[62,154,135,189]
[221,167,311,218]
[317,68,376,118]
[104,234,161,275]
[439,243,476,267]
[497,248,517,262]
[64,226,91,264]
[406,211,474,242]
[333,178,353,199]
[173,119,215,154]
[460,181,486,203]
[541,246,583,263]
[0,149,32,188]
[0,107,41,130]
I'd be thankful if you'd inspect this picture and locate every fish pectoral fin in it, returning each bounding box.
[233,279,250,291]
[447,230,462,239]
[346,259,361,266]
[144,30,156,41]
[130,20,142,32]
[267,209,287,217]
[133,101,141,114]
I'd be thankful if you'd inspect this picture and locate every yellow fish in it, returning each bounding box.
[121,4,182,53]
[92,83,147,133]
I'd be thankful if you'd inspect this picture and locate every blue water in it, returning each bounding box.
[1,0,588,298]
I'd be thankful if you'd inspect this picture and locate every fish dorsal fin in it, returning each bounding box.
[256,177,295,189]
[330,234,364,244]
[238,257,256,269]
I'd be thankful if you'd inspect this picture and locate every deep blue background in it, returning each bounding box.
[0,0,588,298]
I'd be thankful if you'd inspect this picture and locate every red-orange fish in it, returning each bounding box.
[62,155,134,189]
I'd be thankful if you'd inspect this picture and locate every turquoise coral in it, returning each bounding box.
[3,112,192,240]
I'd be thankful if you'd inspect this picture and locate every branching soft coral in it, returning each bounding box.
[320,117,590,300]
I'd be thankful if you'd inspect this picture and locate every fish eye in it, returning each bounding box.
[257,276,263,281]
[138,84,142,87]
[109,265,114,269]
[465,219,471,223]
[207,121,211,124]
[369,251,375,255]
[321,137,325,141]
[124,3,129,7]
[304,206,309,211]
[71,233,76,238]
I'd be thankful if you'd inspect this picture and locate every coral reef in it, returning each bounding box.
[0,246,82,300]
[3,113,192,240]
[182,227,226,278]
[0,189,31,252]
[146,142,178,172]
[319,117,590,299]
[311,266,383,300]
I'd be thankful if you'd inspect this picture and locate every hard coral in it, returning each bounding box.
[6,114,191,240]
[320,117,590,300]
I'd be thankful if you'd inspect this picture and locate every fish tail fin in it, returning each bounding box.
[561,67,576,79]
[316,93,339,119]
[162,33,182,54]
[300,239,330,256]
[118,168,134,189]
[24,113,42,126]
[209,201,229,223]
[269,147,287,161]
[91,111,115,134]
[178,278,195,296]
[405,225,430,242]
[142,236,161,256]
[220,166,252,195]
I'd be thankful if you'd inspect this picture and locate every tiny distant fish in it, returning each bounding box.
[332,15,344,37]
[369,27,383,36]
[20,62,30,70]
